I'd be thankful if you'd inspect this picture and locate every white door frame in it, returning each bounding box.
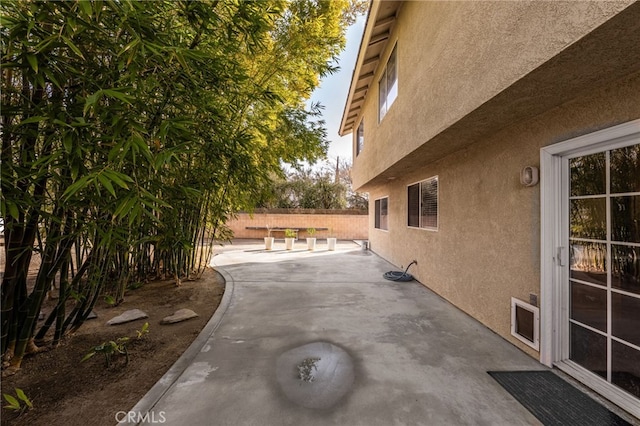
[540,118,640,418]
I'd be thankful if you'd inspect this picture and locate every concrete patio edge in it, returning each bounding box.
[120,267,235,425]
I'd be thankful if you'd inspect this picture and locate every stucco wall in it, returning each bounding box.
[366,71,640,357]
[228,210,368,240]
[351,0,635,189]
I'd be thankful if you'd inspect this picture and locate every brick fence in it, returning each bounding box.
[227,209,369,240]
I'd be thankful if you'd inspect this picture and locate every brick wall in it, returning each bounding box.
[227,209,368,240]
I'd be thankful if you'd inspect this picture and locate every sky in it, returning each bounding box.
[308,16,366,167]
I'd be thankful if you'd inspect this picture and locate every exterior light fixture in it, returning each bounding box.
[520,166,539,187]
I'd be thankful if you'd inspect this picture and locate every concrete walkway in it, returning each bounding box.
[128,240,546,425]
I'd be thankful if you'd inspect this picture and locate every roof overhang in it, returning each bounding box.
[354,1,640,192]
[339,0,403,136]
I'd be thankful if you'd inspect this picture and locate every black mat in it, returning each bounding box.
[488,371,631,426]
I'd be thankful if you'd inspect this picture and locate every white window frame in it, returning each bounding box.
[540,118,640,419]
[374,196,389,231]
[378,44,397,122]
[356,119,364,156]
[407,176,438,231]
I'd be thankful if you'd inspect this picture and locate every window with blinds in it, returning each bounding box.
[374,197,388,230]
[407,176,438,230]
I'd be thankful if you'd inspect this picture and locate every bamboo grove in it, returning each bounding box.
[0,0,364,374]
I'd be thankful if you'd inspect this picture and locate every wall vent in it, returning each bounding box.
[511,297,540,351]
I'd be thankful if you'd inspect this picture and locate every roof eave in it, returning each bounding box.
[339,1,402,136]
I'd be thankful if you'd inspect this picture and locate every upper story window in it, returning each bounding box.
[408,176,438,230]
[374,197,388,230]
[356,120,364,156]
[379,44,398,122]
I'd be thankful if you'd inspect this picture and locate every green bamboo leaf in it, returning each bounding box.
[174,51,189,70]
[94,0,104,19]
[27,20,35,36]
[34,35,58,53]
[19,116,47,125]
[52,118,73,128]
[63,134,73,153]
[5,200,19,219]
[15,389,32,409]
[118,38,140,56]
[130,132,152,161]
[70,117,89,127]
[102,169,132,189]
[71,162,80,181]
[26,54,38,73]
[128,203,141,227]
[43,67,62,89]
[107,141,124,162]
[67,15,77,32]
[0,16,17,27]
[61,36,84,59]
[97,173,116,197]
[102,89,132,104]
[83,91,101,115]
[62,175,92,200]
[113,196,136,220]
[78,0,92,17]
[143,41,160,55]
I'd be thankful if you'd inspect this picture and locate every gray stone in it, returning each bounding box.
[87,310,98,320]
[107,309,148,325]
[160,308,198,325]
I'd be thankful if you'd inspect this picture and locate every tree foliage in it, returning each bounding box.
[0,0,361,373]
[259,159,368,210]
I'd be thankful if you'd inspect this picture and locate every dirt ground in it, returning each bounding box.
[0,269,225,426]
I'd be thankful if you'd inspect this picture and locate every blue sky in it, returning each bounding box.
[308,16,366,166]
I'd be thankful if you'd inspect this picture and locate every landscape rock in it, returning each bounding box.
[107,309,148,325]
[87,310,98,320]
[160,308,198,325]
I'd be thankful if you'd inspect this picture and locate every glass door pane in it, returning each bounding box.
[568,144,640,400]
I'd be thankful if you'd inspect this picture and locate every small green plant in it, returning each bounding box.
[284,228,296,238]
[306,227,316,237]
[3,388,33,413]
[81,323,150,368]
[135,322,149,339]
[82,337,130,368]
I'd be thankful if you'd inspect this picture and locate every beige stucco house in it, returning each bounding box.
[340,0,640,417]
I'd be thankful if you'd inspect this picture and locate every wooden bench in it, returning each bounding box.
[245,227,328,239]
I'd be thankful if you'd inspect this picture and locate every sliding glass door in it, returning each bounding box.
[541,121,640,418]
[567,144,640,400]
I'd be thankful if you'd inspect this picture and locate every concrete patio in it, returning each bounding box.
[127,240,553,425]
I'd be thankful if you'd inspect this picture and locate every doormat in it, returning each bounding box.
[488,371,631,426]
